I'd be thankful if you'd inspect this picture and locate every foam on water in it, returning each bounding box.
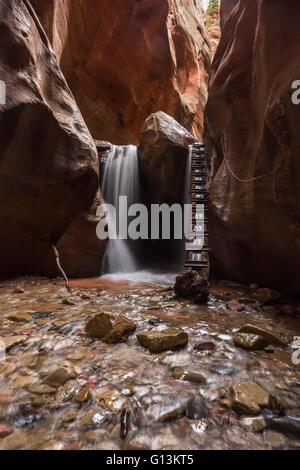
[101,270,177,285]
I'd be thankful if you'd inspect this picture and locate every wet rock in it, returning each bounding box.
[264,415,300,439]
[2,336,26,352]
[8,313,32,323]
[137,327,188,353]
[128,433,151,451]
[12,375,38,388]
[240,416,267,433]
[234,333,268,351]
[31,311,53,320]
[153,425,198,450]
[190,420,209,445]
[185,396,208,420]
[174,270,209,304]
[60,410,77,426]
[226,300,244,311]
[268,393,285,415]
[13,287,25,294]
[78,408,110,429]
[230,382,269,416]
[75,386,91,404]
[224,428,265,450]
[85,313,136,343]
[97,389,127,412]
[44,366,76,388]
[0,423,14,438]
[161,352,191,367]
[172,367,184,380]
[62,298,76,306]
[0,429,45,450]
[147,401,185,423]
[82,429,106,443]
[238,324,287,347]
[38,440,65,451]
[254,288,281,303]
[193,341,216,352]
[54,380,82,403]
[263,430,287,449]
[120,407,131,439]
[183,371,207,385]
[220,399,232,409]
[28,385,56,395]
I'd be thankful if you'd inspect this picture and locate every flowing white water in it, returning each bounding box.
[101,271,177,285]
[101,145,140,274]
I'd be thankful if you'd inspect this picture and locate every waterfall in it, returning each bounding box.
[101,145,140,274]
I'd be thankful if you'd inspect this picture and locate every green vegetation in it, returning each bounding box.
[207,0,219,16]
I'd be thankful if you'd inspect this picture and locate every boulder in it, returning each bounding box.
[44,366,76,388]
[234,333,268,351]
[174,270,209,304]
[139,112,196,204]
[0,0,104,278]
[238,324,287,347]
[230,381,269,416]
[85,313,136,344]
[137,327,188,353]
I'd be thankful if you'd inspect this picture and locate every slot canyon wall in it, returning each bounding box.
[0,0,104,278]
[31,0,211,144]
[205,0,300,295]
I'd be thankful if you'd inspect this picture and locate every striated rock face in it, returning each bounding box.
[220,0,238,30]
[0,0,105,278]
[32,0,210,144]
[205,0,300,295]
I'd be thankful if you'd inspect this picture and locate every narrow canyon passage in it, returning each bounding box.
[0,0,300,454]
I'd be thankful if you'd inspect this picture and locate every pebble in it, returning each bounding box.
[0,423,14,438]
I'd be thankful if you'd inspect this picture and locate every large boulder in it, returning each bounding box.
[85,313,136,344]
[31,0,211,144]
[205,0,300,296]
[174,270,209,304]
[0,0,105,278]
[139,111,196,203]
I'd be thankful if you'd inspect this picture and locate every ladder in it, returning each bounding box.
[184,143,210,273]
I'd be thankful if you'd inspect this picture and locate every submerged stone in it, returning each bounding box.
[137,327,188,353]
[44,366,76,388]
[185,396,208,420]
[240,415,267,432]
[8,313,32,323]
[230,381,269,416]
[238,324,287,347]
[234,333,268,351]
